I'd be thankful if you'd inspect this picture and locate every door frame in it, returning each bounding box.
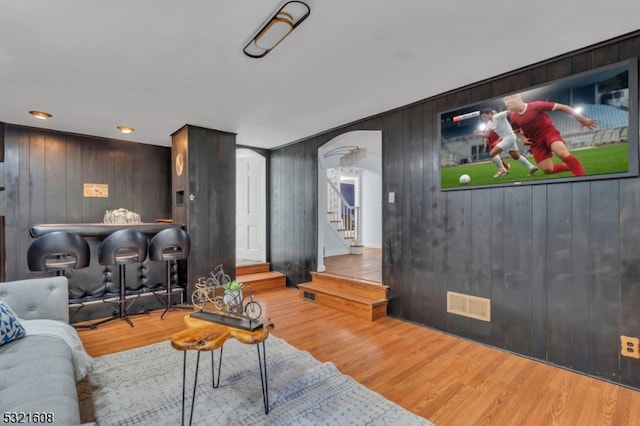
[317,130,382,274]
[236,148,267,263]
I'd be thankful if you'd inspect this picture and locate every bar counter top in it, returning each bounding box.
[30,222,184,238]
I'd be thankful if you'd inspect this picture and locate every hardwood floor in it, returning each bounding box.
[77,288,640,425]
[323,247,382,282]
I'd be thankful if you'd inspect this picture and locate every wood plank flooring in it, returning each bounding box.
[323,247,382,282]
[77,288,640,425]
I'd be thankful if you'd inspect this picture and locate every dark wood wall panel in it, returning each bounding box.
[488,187,506,348]
[405,105,426,321]
[44,134,67,222]
[29,132,46,226]
[1,124,171,281]
[620,179,640,385]
[3,126,21,278]
[502,186,534,355]
[269,31,640,389]
[269,137,320,286]
[590,180,622,378]
[568,182,591,372]
[529,185,548,360]
[18,129,33,277]
[444,190,473,337]
[416,101,438,327]
[546,183,574,366]
[65,135,83,224]
[428,97,450,332]
[468,189,490,343]
[184,126,236,290]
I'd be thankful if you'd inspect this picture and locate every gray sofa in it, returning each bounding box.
[0,277,93,425]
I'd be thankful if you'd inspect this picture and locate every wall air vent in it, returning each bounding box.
[302,290,316,303]
[447,291,491,322]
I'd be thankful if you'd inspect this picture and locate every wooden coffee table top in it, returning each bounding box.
[170,325,230,352]
[184,313,273,345]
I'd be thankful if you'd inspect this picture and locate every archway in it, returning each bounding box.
[317,131,382,282]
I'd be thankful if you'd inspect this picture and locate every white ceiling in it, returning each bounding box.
[1,1,639,149]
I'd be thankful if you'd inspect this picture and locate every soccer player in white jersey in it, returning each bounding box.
[473,108,538,178]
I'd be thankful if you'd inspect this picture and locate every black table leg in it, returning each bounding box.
[256,341,269,414]
[181,351,201,426]
[211,346,223,388]
[181,351,186,426]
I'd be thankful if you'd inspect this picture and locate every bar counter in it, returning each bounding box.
[28,222,186,323]
[30,222,183,238]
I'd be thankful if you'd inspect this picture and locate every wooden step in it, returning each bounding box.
[236,270,286,293]
[297,272,389,321]
[236,262,271,275]
[307,272,388,299]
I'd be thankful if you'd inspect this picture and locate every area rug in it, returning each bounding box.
[78,335,433,425]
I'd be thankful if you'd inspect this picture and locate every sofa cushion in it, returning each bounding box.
[0,335,81,425]
[0,298,25,346]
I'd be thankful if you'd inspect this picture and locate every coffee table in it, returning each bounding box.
[176,313,274,423]
[170,325,231,426]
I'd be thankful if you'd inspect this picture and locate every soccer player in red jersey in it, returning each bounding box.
[503,94,597,176]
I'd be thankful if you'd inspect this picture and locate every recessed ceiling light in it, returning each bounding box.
[117,125,135,134]
[29,110,52,120]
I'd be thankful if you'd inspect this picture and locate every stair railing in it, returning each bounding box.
[327,179,361,246]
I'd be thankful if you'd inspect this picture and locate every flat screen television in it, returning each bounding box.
[439,58,638,190]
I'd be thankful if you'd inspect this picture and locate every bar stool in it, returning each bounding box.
[148,227,191,319]
[27,231,94,329]
[94,229,148,327]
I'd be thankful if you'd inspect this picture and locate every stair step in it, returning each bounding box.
[237,271,286,293]
[298,272,388,321]
[236,262,271,275]
[308,272,388,299]
[349,245,364,254]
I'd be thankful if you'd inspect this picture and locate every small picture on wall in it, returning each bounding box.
[439,59,638,190]
[83,183,109,198]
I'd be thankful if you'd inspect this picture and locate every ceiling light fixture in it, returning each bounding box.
[117,125,135,134]
[243,1,310,58]
[29,110,52,120]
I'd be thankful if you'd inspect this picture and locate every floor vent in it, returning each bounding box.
[302,290,317,303]
[447,291,491,322]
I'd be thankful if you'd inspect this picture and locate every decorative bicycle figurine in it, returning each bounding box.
[191,276,224,310]
[206,264,231,287]
[191,265,262,321]
[216,285,262,320]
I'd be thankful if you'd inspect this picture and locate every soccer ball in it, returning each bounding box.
[459,174,471,184]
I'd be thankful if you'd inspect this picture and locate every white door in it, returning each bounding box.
[236,149,266,262]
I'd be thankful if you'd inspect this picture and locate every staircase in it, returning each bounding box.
[326,174,363,255]
[327,215,364,254]
[297,272,389,321]
[236,262,286,293]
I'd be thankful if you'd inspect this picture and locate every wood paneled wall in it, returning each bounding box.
[0,123,171,281]
[270,32,640,388]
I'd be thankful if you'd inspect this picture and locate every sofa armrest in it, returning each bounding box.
[0,276,69,323]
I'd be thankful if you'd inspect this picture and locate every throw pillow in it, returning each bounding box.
[0,297,26,346]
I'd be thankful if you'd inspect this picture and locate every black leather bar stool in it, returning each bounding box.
[148,227,191,319]
[94,229,148,327]
[27,231,94,328]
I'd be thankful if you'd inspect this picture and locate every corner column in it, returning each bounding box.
[172,125,236,300]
